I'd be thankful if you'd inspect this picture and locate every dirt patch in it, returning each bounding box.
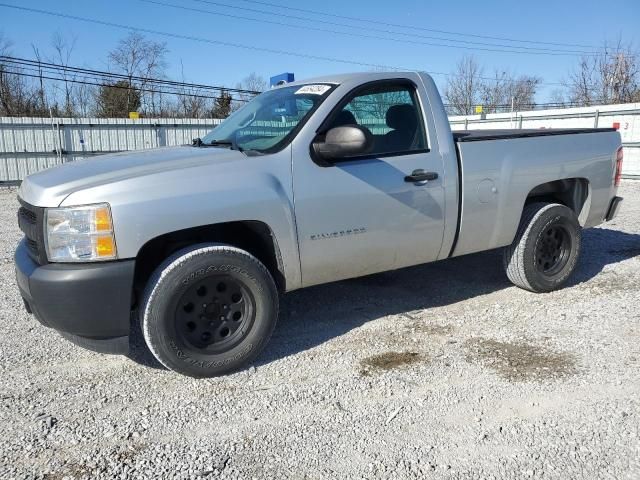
[43,443,147,479]
[410,323,454,336]
[465,338,577,382]
[359,351,423,376]
[44,464,89,480]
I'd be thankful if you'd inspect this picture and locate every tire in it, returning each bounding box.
[141,244,278,378]
[503,202,582,293]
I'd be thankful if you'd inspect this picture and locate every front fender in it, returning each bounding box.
[61,155,302,290]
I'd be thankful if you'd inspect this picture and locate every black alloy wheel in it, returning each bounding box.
[175,275,255,352]
[534,224,572,276]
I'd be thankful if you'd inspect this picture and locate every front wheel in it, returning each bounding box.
[503,202,582,293]
[141,244,278,377]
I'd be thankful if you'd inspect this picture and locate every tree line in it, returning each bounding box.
[0,31,267,119]
[445,39,640,115]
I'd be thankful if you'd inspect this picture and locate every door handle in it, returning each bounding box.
[404,169,438,183]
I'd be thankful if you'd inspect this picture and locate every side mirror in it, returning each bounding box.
[313,125,373,162]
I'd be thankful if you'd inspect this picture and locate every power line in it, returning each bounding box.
[1,55,260,96]
[0,3,568,87]
[233,0,600,50]
[178,0,598,56]
[0,57,256,103]
[0,3,401,70]
[0,67,250,103]
[0,64,251,102]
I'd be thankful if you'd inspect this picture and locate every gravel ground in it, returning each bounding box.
[1,182,639,479]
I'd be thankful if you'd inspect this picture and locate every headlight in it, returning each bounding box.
[45,203,117,262]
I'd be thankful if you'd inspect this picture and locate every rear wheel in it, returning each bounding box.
[503,202,581,293]
[141,244,278,377]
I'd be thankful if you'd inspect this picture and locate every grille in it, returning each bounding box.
[17,200,47,265]
[19,207,36,224]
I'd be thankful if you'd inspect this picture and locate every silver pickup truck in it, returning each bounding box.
[15,72,624,377]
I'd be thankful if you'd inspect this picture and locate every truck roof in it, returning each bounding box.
[277,71,422,88]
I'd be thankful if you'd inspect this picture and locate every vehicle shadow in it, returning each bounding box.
[257,227,640,367]
[125,227,640,372]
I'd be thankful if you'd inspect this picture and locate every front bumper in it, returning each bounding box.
[15,240,135,354]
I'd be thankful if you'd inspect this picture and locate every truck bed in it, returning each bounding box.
[450,127,621,259]
[453,128,616,142]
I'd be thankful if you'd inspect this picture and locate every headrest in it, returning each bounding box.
[333,110,357,127]
[386,104,417,130]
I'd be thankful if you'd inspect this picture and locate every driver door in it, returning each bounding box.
[292,80,446,287]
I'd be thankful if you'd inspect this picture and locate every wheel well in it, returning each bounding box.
[525,178,590,224]
[132,221,285,307]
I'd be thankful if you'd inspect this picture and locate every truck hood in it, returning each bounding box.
[18,146,245,207]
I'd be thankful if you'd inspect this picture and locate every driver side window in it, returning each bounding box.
[327,82,427,156]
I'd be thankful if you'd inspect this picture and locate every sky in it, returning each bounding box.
[0,0,639,101]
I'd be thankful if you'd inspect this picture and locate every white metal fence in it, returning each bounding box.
[450,102,640,177]
[1,102,639,182]
[0,117,222,182]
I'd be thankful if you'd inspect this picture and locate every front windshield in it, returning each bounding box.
[201,83,335,153]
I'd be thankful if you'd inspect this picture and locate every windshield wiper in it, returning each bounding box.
[209,138,244,152]
[192,137,240,150]
[193,137,258,154]
[209,139,234,147]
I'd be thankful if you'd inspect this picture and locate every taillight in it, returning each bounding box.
[615,146,623,187]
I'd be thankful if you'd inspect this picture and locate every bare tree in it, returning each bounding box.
[600,42,639,104]
[567,57,596,106]
[549,88,567,108]
[566,39,639,106]
[74,82,95,117]
[0,33,14,114]
[179,93,207,118]
[241,72,267,93]
[481,72,540,112]
[30,44,48,113]
[477,69,507,112]
[2,32,97,117]
[176,60,208,118]
[49,32,78,116]
[233,72,267,110]
[108,32,168,115]
[0,33,52,116]
[444,56,484,115]
[445,56,541,114]
[509,76,541,110]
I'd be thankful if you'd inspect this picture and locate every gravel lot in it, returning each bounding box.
[1,182,639,479]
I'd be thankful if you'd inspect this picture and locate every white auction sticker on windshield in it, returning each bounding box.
[295,84,331,95]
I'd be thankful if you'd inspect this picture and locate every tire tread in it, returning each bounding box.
[503,202,579,292]
[140,244,277,376]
